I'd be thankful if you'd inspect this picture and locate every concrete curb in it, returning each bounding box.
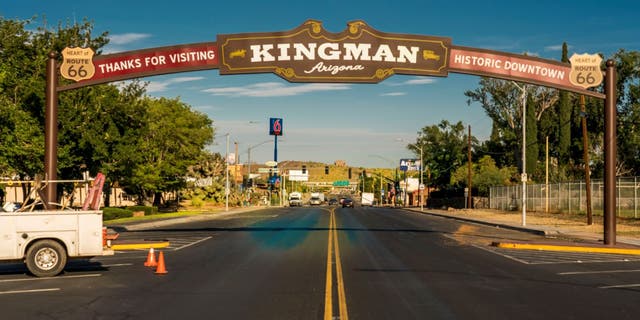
[108,206,270,231]
[406,208,640,253]
[492,242,640,255]
[107,206,270,249]
[111,241,171,251]
[407,209,550,236]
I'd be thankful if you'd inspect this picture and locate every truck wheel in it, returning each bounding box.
[25,240,67,277]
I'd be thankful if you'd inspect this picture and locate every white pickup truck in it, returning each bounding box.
[309,192,324,205]
[0,210,113,277]
[288,192,303,207]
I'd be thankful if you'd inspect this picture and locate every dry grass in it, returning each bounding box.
[433,208,640,237]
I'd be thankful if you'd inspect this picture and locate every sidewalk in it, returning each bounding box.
[106,206,269,250]
[405,207,640,255]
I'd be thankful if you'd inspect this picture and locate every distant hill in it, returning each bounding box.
[278,160,396,183]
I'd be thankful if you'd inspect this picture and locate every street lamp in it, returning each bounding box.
[246,140,272,187]
[513,82,528,226]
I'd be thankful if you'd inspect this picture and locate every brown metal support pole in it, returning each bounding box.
[45,51,59,206]
[580,95,593,225]
[604,60,617,245]
[467,125,472,209]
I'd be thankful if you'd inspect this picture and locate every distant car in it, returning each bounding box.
[328,198,338,205]
[342,198,354,208]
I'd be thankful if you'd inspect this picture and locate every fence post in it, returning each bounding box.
[569,182,572,214]
[580,181,583,212]
[618,177,621,217]
[558,182,562,212]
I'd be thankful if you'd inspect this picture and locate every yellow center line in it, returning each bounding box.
[324,209,349,320]
[333,210,349,320]
[324,210,334,320]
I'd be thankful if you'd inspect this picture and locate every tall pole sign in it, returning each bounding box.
[269,117,283,162]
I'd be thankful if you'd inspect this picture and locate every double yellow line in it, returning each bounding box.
[324,209,348,320]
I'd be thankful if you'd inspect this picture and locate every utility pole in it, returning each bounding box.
[467,125,472,209]
[419,144,423,212]
[225,133,230,212]
[545,136,549,213]
[580,95,593,225]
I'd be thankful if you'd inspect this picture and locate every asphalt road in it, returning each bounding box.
[1,206,640,319]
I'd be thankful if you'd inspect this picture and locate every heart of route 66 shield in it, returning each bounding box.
[60,47,96,82]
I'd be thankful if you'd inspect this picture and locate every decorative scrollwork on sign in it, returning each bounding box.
[275,67,295,79]
[375,68,394,79]
[305,20,323,34]
[348,21,366,35]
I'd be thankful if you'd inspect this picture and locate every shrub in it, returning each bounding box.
[191,196,204,208]
[102,207,134,221]
[127,205,158,215]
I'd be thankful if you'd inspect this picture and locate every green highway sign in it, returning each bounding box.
[333,180,350,187]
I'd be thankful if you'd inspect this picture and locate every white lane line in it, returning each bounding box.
[559,269,640,275]
[0,274,101,283]
[600,283,640,289]
[174,236,213,251]
[100,263,133,267]
[0,288,60,295]
[471,244,532,264]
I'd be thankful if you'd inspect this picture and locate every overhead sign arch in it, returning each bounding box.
[46,19,617,243]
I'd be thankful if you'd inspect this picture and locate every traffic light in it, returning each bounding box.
[325,165,329,174]
[348,168,352,179]
[302,165,307,174]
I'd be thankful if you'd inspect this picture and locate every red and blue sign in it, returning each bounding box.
[269,118,283,136]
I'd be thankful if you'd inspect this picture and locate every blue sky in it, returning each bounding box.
[3,0,640,168]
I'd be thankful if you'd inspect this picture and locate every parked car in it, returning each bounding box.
[342,198,354,208]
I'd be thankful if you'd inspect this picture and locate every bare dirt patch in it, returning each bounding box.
[431,208,640,237]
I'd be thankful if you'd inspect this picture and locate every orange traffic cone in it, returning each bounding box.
[144,248,157,267]
[155,251,168,275]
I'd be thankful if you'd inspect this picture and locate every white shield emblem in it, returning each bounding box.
[60,47,96,82]
[569,53,603,89]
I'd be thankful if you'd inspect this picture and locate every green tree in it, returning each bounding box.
[614,49,640,176]
[451,155,517,196]
[0,16,108,181]
[409,120,471,188]
[525,92,538,177]
[466,79,557,181]
[120,97,214,205]
[58,81,148,205]
[558,43,572,165]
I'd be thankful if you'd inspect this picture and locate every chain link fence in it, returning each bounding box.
[489,177,640,218]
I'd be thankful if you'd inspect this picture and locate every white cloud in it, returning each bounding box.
[202,82,351,97]
[146,76,205,93]
[387,76,436,86]
[381,92,406,96]
[404,77,436,85]
[545,44,570,51]
[108,33,152,45]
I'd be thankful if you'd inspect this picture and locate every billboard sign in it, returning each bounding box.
[399,158,421,172]
[218,19,450,83]
[269,118,283,136]
[288,169,309,181]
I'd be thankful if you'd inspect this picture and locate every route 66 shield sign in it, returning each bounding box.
[569,53,603,89]
[60,47,96,82]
